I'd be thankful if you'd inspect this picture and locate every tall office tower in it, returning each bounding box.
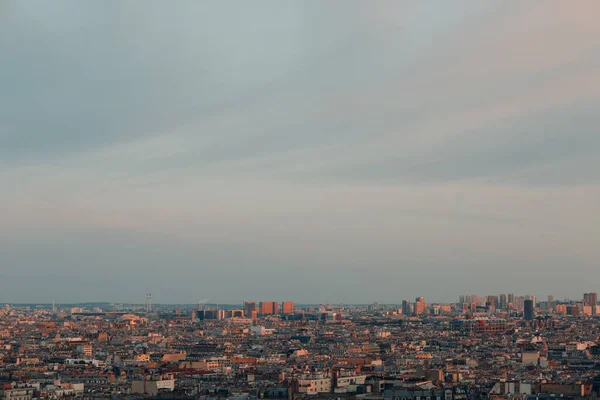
[548,295,554,305]
[402,300,412,316]
[524,299,534,321]
[259,301,278,316]
[591,293,598,315]
[459,296,465,305]
[515,296,525,311]
[414,297,426,316]
[508,293,515,305]
[487,295,498,308]
[477,295,485,306]
[583,292,597,306]
[584,293,597,315]
[146,294,152,313]
[259,301,274,316]
[499,294,507,310]
[282,302,295,315]
[244,302,256,318]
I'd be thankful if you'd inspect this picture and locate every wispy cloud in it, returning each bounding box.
[1,1,599,302]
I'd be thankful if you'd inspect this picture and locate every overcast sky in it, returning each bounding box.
[1,1,599,304]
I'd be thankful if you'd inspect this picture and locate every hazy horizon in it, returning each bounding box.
[2,1,600,304]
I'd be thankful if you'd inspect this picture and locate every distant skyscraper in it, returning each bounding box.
[487,295,498,309]
[402,300,412,316]
[508,293,514,305]
[515,296,525,311]
[414,297,426,316]
[524,295,536,308]
[583,293,597,315]
[259,301,272,315]
[524,299,534,321]
[547,295,554,305]
[583,292,597,305]
[282,302,294,315]
[259,301,278,316]
[244,302,256,318]
[499,294,507,310]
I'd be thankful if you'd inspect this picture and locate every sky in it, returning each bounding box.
[1,1,600,304]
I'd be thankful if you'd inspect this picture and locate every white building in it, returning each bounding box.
[296,376,332,394]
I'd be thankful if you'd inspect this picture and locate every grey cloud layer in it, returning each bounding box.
[1,1,599,303]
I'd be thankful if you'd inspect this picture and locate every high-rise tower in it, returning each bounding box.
[524,299,534,321]
[146,294,152,313]
[414,297,426,316]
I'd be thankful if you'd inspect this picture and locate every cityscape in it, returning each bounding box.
[3,1,600,399]
[2,293,600,398]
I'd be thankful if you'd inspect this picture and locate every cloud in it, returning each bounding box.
[1,1,599,302]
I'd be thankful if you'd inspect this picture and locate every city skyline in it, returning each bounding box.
[4,291,599,319]
[1,291,599,307]
[2,2,600,304]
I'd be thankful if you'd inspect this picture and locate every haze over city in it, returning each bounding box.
[1,1,600,304]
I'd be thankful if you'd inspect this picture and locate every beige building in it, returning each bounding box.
[131,375,175,396]
[0,385,35,400]
[296,376,332,394]
[77,343,93,357]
